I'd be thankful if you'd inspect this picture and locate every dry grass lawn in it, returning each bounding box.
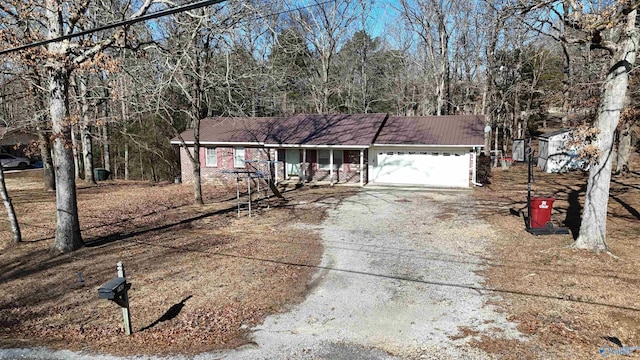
[473,154,640,359]
[0,171,356,356]
[2,154,639,359]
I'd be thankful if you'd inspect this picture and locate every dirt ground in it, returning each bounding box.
[2,153,640,359]
[473,154,640,359]
[0,171,356,356]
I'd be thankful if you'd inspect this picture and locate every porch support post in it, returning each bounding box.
[329,148,334,185]
[359,149,364,187]
[284,150,288,180]
[274,149,279,184]
[302,148,307,182]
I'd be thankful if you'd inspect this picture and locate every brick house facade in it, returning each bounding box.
[172,114,485,188]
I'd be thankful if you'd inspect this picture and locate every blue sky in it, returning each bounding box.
[368,0,398,37]
[368,0,400,38]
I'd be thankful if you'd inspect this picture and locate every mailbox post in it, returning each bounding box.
[98,262,132,335]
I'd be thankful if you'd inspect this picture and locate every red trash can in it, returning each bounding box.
[530,197,555,228]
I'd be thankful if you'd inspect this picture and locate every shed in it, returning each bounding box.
[512,139,525,162]
[536,129,585,173]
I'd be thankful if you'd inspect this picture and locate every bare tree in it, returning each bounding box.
[290,0,357,114]
[523,1,640,252]
[399,0,459,116]
[135,3,248,204]
[42,0,156,252]
[0,123,21,243]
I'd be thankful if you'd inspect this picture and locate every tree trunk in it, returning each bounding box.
[151,155,157,182]
[47,0,83,253]
[191,35,204,205]
[124,140,130,180]
[120,82,130,180]
[560,2,572,127]
[615,121,632,174]
[0,163,21,243]
[79,76,95,185]
[113,144,118,180]
[36,126,56,191]
[101,73,111,173]
[32,77,56,191]
[50,67,84,253]
[192,144,203,204]
[493,122,499,167]
[575,10,639,252]
[139,144,144,180]
[71,123,81,179]
[482,86,491,155]
[102,123,110,172]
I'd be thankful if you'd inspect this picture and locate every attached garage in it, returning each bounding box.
[372,148,471,187]
[369,115,485,188]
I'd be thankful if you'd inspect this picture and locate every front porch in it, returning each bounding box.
[272,147,368,187]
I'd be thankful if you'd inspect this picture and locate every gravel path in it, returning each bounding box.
[0,189,523,360]
[208,189,523,359]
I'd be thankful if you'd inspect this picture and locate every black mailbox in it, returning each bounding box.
[98,277,127,300]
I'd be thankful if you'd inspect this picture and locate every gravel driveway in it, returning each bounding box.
[0,188,522,360]
[212,188,523,359]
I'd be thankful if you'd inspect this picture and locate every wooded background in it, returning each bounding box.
[1,0,636,183]
[2,0,640,253]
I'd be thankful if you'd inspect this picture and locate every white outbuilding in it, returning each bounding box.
[537,129,586,173]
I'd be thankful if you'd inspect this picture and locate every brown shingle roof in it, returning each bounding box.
[264,113,387,146]
[175,117,284,144]
[374,115,485,146]
[174,114,388,146]
[173,114,485,147]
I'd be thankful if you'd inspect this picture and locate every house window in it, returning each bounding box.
[205,148,217,167]
[234,147,245,168]
[318,150,343,170]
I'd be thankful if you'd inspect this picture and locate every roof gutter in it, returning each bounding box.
[372,144,483,148]
[170,141,265,146]
[263,144,369,149]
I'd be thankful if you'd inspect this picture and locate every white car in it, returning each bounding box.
[0,153,30,169]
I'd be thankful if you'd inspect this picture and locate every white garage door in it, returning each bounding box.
[373,150,470,187]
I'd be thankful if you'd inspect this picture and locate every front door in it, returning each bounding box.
[286,149,300,177]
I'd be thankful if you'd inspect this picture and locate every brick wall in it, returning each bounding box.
[180,146,276,185]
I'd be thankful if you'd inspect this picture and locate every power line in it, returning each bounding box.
[0,0,226,56]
